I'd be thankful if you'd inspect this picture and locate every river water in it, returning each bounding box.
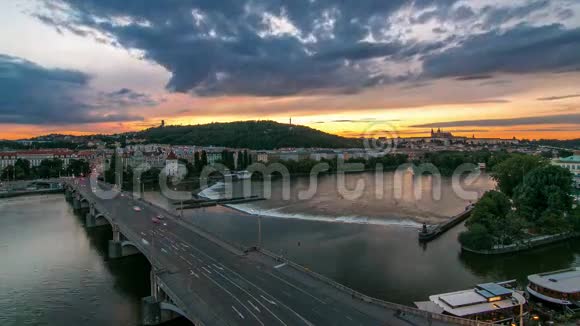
[2,172,580,325]
[0,195,189,326]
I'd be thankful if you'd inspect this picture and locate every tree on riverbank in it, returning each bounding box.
[491,154,547,197]
[460,158,576,250]
[513,165,574,234]
[460,191,527,249]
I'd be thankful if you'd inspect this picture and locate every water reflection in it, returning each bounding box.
[0,195,192,326]
[459,239,580,283]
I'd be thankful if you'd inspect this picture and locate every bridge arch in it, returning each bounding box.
[159,302,191,323]
[94,214,111,225]
[121,240,137,248]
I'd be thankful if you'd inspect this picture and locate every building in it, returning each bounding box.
[415,282,526,324]
[0,149,74,169]
[552,155,580,188]
[310,149,337,161]
[527,268,580,307]
[205,150,223,165]
[164,150,182,178]
[256,151,270,163]
[431,128,455,139]
[0,153,16,170]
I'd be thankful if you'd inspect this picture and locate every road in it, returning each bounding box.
[72,178,462,326]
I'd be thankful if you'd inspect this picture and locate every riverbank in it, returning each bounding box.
[0,188,63,199]
[462,232,580,255]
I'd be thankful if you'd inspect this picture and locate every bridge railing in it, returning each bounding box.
[258,248,495,326]
[67,183,168,270]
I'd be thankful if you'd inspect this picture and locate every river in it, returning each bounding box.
[1,172,580,325]
[0,195,189,326]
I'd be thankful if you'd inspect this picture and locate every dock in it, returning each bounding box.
[418,205,474,242]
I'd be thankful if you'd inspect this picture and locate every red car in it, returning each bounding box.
[151,217,160,224]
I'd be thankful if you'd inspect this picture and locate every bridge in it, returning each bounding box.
[64,178,490,326]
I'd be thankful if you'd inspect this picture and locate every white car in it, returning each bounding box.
[133,206,142,212]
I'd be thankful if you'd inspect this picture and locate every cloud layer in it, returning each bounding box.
[35,0,580,97]
[0,54,153,124]
[411,113,580,128]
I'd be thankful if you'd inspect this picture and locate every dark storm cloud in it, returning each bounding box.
[36,0,580,97]
[33,0,454,97]
[423,24,580,78]
[411,113,580,128]
[537,94,580,101]
[98,88,159,107]
[0,54,145,124]
[479,0,551,29]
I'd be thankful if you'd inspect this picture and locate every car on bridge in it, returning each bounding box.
[133,206,142,212]
[151,217,160,224]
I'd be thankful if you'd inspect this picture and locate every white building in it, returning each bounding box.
[0,150,74,168]
[164,151,180,177]
[552,155,580,188]
[256,151,269,163]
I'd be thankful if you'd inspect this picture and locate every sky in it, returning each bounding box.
[0,0,579,140]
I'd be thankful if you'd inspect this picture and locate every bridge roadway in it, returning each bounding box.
[67,178,477,326]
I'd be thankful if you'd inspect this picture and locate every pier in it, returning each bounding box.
[419,205,474,242]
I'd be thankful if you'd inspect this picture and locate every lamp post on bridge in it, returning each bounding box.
[258,215,262,249]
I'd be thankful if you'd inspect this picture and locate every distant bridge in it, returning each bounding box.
[64,178,491,326]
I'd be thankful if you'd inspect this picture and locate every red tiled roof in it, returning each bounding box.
[166,151,178,160]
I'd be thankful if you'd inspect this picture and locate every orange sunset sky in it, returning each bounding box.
[0,1,579,141]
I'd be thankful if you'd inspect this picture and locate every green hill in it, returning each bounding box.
[136,121,362,149]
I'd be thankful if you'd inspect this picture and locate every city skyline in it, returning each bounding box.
[1,0,579,140]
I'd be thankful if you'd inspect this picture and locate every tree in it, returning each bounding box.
[36,158,64,178]
[569,206,580,232]
[466,190,512,233]
[558,149,573,158]
[513,165,574,225]
[66,159,90,177]
[459,224,495,250]
[200,150,208,167]
[246,150,252,166]
[491,154,547,197]
[178,158,195,179]
[141,167,161,188]
[105,152,120,184]
[14,159,31,180]
[1,165,15,180]
[194,151,201,173]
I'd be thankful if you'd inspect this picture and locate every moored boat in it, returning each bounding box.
[415,281,527,324]
[526,267,580,308]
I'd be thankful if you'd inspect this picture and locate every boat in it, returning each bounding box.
[415,281,527,324]
[526,267,580,307]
